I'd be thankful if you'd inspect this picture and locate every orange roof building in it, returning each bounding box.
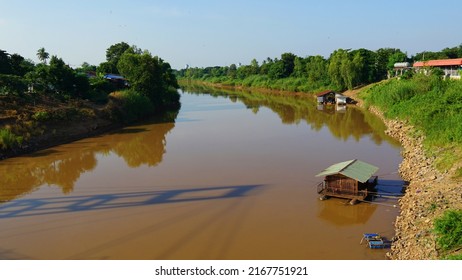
[413,58,462,67]
[413,58,462,79]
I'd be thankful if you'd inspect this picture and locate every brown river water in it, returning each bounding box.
[0,87,403,260]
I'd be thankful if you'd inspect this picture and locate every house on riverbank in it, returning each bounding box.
[103,73,130,88]
[316,90,348,105]
[413,58,462,79]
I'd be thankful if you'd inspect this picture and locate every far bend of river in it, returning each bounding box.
[0,86,404,260]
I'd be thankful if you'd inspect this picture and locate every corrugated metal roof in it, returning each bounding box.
[316,90,335,97]
[104,74,126,80]
[315,159,379,183]
[413,58,462,67]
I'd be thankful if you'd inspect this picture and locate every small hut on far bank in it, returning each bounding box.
[316,90,336,104]
[316,90,348,105]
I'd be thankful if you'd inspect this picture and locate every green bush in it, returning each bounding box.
[434,209,462,251]
[0,128,23,150]
[442,254,462,260]
[110,90,155,122]
[32,110,51,122]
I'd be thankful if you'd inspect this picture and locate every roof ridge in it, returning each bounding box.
[339,159,357,173]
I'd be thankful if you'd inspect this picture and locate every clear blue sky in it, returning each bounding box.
[1,0,461,69]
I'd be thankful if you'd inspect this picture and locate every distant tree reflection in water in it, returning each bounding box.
[0,118,177,202]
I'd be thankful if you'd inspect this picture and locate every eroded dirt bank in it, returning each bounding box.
[0,95,129,160]
[366,106,461,259]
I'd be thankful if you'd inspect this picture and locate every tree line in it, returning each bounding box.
[0,42,180,112]
[176,44,462,92]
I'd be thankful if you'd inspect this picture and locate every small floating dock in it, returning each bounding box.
[315,159,379,204]
[360,233,391,249]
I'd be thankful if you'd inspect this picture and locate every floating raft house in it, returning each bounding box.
[316,159,379,203]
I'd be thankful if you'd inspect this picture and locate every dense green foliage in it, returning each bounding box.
[117,48,180,111]
[434,210,462,255]
[177,48,409,92]
[413,45,462,61]
[96,42,131,74]
[0,42,180,115]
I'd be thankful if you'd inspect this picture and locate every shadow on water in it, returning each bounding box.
[0,111,179,203]
[0,184,265,219]
[0,248,34,260]
[370,179,407,204]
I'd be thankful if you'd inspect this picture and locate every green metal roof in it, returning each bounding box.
[315,159,379,183]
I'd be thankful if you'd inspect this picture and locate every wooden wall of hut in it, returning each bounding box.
[325,174,358,195]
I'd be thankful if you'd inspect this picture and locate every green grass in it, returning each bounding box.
[434,209,462,258]
[360,75,462,172]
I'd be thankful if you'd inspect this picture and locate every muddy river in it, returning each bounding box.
[0,87,403,260]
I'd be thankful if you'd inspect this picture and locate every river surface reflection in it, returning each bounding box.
[0,87,402,259]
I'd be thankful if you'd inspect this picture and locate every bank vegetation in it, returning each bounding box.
[359,73,462,259]
[0,42,180,159]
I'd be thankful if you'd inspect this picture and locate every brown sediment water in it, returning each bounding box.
[0,88,403,260]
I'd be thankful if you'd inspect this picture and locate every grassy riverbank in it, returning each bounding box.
[359,75,462,177]
[357,75,462,259]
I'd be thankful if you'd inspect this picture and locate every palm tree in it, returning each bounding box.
[36,47,49,64]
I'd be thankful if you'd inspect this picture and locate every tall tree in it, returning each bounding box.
[9,54,26,76]
[117,49,179,109]
[306,55,328,85]
[227,63,237,79]
[249,58,259,75]
[293,57,306,78]
[104,42,130,74]
[328,49,348,89]
[0,49,11,74]
[47,55,78,95]
[350,48,375,84]
[280,52,296,77]
[36,47,49,64]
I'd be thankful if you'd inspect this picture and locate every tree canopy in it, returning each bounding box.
[177,46,414,91]
[1,43,180,114]
[117,48,179,110]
